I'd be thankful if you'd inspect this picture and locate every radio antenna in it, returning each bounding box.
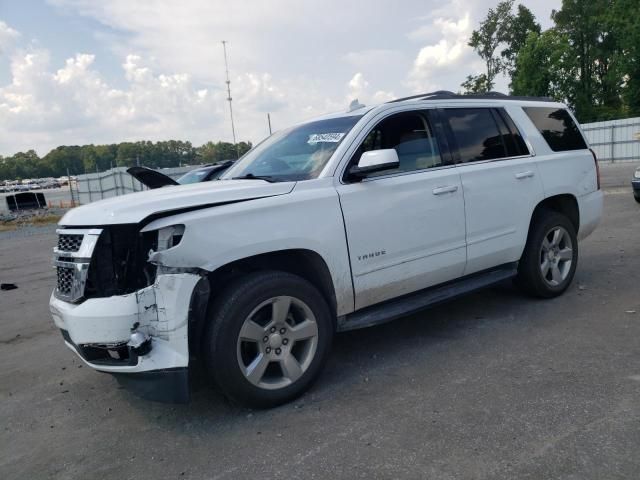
[221,40,239,156]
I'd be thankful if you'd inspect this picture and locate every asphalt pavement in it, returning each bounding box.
[1,189,639,480]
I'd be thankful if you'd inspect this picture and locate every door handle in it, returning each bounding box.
[515,170,535,179]
[432,185,458,195]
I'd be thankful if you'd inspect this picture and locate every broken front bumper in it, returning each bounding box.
[49,273,202,403]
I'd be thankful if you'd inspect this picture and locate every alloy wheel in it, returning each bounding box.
[539,226,573,287]
[236,296,319,390]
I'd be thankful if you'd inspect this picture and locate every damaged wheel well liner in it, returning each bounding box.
[187,249,337,358]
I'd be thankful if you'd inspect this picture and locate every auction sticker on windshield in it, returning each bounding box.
[308,133,345,144]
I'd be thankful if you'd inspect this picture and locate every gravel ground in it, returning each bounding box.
[1,190,639,480]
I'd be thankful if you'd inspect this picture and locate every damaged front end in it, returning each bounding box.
[50,225,209,403]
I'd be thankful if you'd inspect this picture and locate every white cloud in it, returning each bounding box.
[0,45,358,155]
[407,12,482,93]
[0,48,228,154]
[0,0,563,155]
[347,72,394,107]
[348,72,369,92]
[0,21,20,54]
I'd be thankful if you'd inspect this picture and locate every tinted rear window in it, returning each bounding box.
[523,107,587,152]
[444,108,507,162]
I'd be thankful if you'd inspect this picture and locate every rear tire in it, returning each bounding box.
[203,271,333,408]
[516,210,578,298]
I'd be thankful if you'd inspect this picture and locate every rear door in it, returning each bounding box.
[336,109,467,310]
[442,107,545,274]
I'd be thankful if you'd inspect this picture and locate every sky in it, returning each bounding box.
[0,0,560,157]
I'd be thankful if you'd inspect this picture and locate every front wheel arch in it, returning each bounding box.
[203,270,334,408]
[189,249,338,359]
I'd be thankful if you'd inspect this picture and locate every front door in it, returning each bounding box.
[336,110,467,310]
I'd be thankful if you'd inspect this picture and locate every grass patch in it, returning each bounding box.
[0,213,61,232]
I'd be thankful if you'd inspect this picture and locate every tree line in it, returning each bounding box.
[463,0,639,123]
[0,140,252,181]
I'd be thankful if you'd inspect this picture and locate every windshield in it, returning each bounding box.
[223,115,363,182]
[177,168,211,185]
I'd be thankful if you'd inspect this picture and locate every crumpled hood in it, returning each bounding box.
[60,179,296,226]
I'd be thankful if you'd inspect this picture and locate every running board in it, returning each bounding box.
[338,264,517,332]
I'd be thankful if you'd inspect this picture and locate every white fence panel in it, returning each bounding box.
[582,117,640,162]
[76,166,197,205]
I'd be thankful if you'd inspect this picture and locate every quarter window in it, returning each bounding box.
[352,111,443,178]
[523,107,587,152]
[495,109,529,157]
[444,108,507,162]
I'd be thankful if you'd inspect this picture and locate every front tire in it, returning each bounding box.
[204,271,333,408]
[634,193,640,204]
[516,210,578,298]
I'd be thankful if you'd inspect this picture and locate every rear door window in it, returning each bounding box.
[522,107,587,152]
[443,108,507,162]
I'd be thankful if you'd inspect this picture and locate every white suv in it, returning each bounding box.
[49,92,603,407]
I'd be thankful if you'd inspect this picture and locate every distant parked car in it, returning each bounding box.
[633,166,640,203]
[42,180,60,189]
[127,160,236,189]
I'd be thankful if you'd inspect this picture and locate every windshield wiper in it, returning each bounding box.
[232,173,277,183]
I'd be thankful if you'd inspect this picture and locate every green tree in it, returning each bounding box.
[552,0,617,121]
[606,0,640,116]
[466,0,517,92]
[512,29,574,100]
[0,139,252,181]
[196,141,252,163]
[501,4,540,81]
[42,146,84,176]
[461,74,491,94]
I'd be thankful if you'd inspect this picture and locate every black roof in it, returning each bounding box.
[387,90,555,103]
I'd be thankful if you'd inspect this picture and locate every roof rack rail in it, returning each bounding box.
[387,91,555,103]
[387,91,456,103]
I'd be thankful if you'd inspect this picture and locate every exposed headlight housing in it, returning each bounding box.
[156,224,185,251]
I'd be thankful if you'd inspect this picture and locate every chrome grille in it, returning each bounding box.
[53,228,102,303]
[56,266,74,295]
[57,233,84,252]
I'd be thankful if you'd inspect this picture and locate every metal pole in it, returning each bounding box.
[67,168,75,207]
[267,113,272,135]
[97,169,104,200]
[610,125,615,163]
[222,40,240,158]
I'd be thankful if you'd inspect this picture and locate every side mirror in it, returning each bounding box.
[348,149,399,181]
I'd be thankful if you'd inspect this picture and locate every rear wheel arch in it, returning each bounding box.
[529,194,580,233]
[516,209,578,298]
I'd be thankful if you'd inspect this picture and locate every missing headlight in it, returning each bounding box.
[84,225,158,299]
[156,224,185,251]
